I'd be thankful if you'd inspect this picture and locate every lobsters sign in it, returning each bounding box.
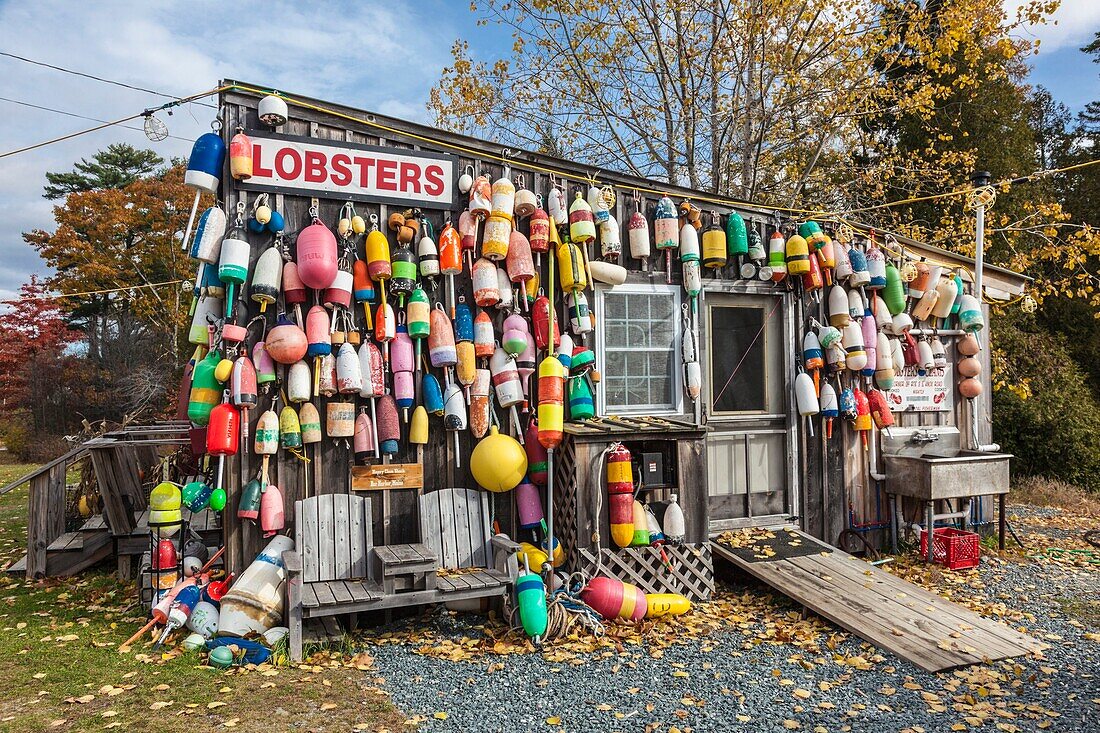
[239,131,456,209]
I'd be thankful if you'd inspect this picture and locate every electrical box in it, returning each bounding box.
[640,451,666,488]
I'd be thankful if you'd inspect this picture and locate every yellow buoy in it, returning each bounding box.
[470,425,527,492]
[644,593,692,618]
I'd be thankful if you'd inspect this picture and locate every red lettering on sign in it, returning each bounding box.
[424,164,445,197]
[330,153,352,186]
[274,148,302,179]
[252,143,273,178]
[400,162,421,193]
[353,156,375,188]
[376,159,398,191]
[304,151,327,183]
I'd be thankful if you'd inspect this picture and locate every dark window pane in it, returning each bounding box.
[710,306,767,412]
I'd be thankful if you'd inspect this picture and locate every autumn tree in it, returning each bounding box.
[24,149,197,422]
[0,277,82,460]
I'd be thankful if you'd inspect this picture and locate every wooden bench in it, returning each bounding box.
[283,489,523,661]
[284,494,385,661]
[420,488,521,601]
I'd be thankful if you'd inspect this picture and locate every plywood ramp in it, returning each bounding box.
[711,527,1045,672]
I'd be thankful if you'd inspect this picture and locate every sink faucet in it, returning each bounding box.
[911,429,939,445]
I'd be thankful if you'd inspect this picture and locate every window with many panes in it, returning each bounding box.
[595,283,682,414]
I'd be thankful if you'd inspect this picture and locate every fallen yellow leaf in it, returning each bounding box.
[546,717,561,725]
[434,712,448,720]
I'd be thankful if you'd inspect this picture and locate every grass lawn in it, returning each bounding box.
[0,461,407,733]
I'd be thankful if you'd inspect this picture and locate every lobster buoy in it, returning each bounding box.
[958,332,980,356]
[191,207,227,263]
[532,295,561,351]
[645,593,691,618]
[828,286,850,328]
[607,443,635,548]
[258,93,288,127]
[588,260,628,285]
[768,230,787,282]
[861,309,878,378]
[581,576,647,622]
[496,267,514,311]
[833,242,853,281]
[726,211,748,257]
[279,405,303,450]
[376,395,400,455]
[260,485,284,538]
[795,372,819,416]
[883,263,905,315]
[931,336,947,368]
[229,129,253,180]
[567,291,593,336]
[875,333,895,390]
[391,327,415,412]
[482,215,511,261]
[802,252,824,293]
[866,245,887,289]
[515,480,544,530]
[842,322,867,372]
[428,305,457,368]
[297,217,339,290]
[473,309,495,359]
[353,410,374,463]
[525,418,548,485]
[218,535,292,637]
[491,175,516,222]
[663,494,686,543]
[409,405,428,445]
[630,500,650,547]
[847,288,865,321]
[820,382,838,439]
[569,192,596,244]
[470,426,527,492]
[654,196,678,277]
[956,294,984,332]
[701,213,727,269]
[848,246,870,288]
[917,338,935,371]
[957,356,981,378]
[557,238,588,292]
[537,357,566,449]
[785,234,811,276]
[931,275,958,320]
[472,257,500,307]
[185,132,226,194]
[187,349,222,426]
[628,206,651,268]
[599,213,622,261]
[959,377,982,399]
[516,571,548,637]
[868,389,894,429]
[421,373,444,416]
[250,247,283,313]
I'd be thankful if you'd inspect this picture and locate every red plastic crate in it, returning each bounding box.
[919,528,980,569]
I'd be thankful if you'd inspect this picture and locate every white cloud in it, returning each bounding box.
[0,0,461,295]
[1009,0,1100,53]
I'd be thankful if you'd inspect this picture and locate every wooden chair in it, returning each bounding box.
[419,488,521,601]
[283,494,384,662]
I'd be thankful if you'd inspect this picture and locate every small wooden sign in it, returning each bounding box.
[351,463,424,491]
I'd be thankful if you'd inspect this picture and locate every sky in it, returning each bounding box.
[0,0,1096,301]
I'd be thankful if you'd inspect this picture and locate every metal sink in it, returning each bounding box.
[881,427,1011,501]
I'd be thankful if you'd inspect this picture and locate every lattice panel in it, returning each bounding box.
[577,543,714,602]
[551,440,579,569]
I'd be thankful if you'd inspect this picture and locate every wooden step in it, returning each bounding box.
[4,554,27,575]
[47,531,84,553]
[44,531,113,577]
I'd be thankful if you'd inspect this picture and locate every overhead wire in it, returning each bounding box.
[0,278,186,306]
[0,84,228,159]
[0,95,194,143]
[0,51,219,108]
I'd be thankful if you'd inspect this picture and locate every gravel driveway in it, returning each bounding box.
[361,505,1100,733]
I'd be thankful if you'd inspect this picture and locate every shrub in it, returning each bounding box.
[992,311,1100,492]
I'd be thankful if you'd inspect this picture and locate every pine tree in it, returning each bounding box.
[43,143,164,199]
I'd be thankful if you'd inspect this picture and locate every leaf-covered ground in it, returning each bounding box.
[0,459,1097,732]
[0,462,405,733]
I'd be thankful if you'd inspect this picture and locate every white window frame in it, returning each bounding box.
[593,282,684,416]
